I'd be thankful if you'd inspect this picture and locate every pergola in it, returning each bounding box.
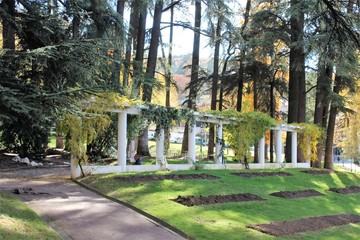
[73,106,309,178]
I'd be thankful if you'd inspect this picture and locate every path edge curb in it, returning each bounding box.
[73,179,193,240]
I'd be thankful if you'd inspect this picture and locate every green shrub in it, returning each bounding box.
[86,114,118,161]
[0,112,51,158]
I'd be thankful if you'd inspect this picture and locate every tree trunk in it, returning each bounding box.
[142,0,163,102]
[90,0,106,38]
[1,0,16,49]
[112,0,126,92]
[166,1,174,107]
[124,3,139,89]
[324,0,354,168]
[47,0,58,14]
[72,3,81,40]
[53,0,58,14]
[137,126,150,156]
[285,0,305,162]
[270,78,275,163]
[220,44,233,111]
[236,0,251,112]
[324,79,340,169]
[313,50,332,167]
[164,1,174,155]
[138,0,163,156]
[253,78,259,163]
[131,8,147,99]
[208,13,222,160]
[181,0,201,154]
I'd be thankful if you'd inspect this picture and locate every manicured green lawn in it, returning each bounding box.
[80,168,360,240]
[0,192,61,240]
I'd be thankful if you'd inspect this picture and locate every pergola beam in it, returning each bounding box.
[109,106,303,173]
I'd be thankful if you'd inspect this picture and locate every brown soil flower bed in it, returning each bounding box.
[270,189,324,199]
[301,170,334,175]
[114,173,219,182]
[247,214,360,236]
[329,186,360,194]
[173,193,266,206]
[231,171,293,178]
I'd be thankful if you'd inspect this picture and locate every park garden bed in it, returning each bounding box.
[248,214,360,236]
[329,186,360,194]
[80,169,360,240]
[301,170,334,175]
[114,173,219,182]
[270,189,324,199]
[173,193,266,206]
[230,171,293,178]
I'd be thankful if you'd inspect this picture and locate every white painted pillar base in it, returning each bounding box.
[156,128,165,165]
[188,122,196,164]
[291,131,298,166]
[259,136,265,166]
[71,155,81,179]
[275,130,282,166]
[118,112,127,172]
[215,123,223,164]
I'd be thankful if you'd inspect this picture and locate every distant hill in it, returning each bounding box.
[171,54,213,75]
[171,54,213,106]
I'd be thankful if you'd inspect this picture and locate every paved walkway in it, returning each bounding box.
[334,160,360,173]
[0,174,185,240]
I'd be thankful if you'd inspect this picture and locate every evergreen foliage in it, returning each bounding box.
[0,0,123,156]
[0,0,359,165]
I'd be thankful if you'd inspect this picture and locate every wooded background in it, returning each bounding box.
[0,0,359,169]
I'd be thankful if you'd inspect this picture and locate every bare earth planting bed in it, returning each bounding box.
[301,170,334,175]
[270,189,324,199]
[248,214,360,236]
[230,171,293,178]
[173,193,266,206]
[329,186,360,194]
[114,173,219,182]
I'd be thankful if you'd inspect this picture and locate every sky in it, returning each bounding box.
[157,1,246,57]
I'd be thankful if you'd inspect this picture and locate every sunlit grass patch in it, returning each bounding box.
[0,192,61,240]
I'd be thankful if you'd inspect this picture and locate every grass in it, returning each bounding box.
[0,192,61,240]
[80,168,360,240]
[144,141,238,164]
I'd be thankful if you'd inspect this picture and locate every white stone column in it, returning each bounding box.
[156,128,165,165]
[215,122,223,164]
[291,131,298,166]
[128,140,136,162]
[70,155,81,179]
[188,122,196,164]
[259,136,265,166]
[275,130,282,165]
[118,112,127,171]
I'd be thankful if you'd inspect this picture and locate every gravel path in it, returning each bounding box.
[0,166,70,180]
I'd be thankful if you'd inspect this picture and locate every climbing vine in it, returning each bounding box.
[59,92,138,166]
[296,123,324,163]
[59,113,111,164]
[207,110,278,161]
[127,115,148,141]
[141,104,193,137]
